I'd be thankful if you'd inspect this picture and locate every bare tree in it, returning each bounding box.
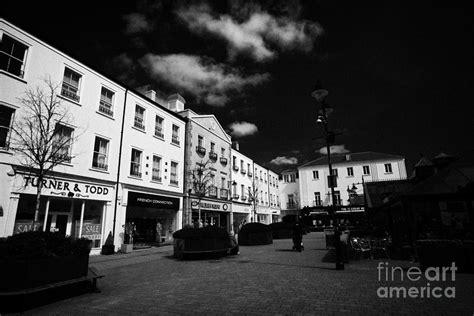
[10,78,79,229]
[189,159,216,224]
[247,175,261,222]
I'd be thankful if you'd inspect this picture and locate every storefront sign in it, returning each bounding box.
[191,199,229,212]
[128,191,180,210]
[14,220,42,234]
[17,175,114,201]
[81,223,102,240]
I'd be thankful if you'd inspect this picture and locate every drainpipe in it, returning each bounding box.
[112,88,128,246]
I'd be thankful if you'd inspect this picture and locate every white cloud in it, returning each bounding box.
[318,145,350,155]
[139,54,269,106]
[123,13,152,35]
[176,5,323,61]
[228,122,258,137]
[270,156,298,165]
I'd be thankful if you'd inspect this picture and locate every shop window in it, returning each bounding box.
[0,105,15,149]
[92,136,109,170]
[130,148,142,177]
[0,33,28,78]
[75,200,104,248]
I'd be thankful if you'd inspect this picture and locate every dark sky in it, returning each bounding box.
[2,1,473,173]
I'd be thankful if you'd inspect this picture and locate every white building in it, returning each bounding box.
[278,169,300,217]
[298,152,407,209]
[230,147,254,229]
[267,169,281,222]
[0,19,186,253]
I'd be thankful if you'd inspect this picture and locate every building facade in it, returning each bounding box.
[0,19,186,253]
[278,169,300,218]
[230,148,254,230]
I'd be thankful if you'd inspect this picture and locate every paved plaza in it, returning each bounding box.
[23,233,474,315]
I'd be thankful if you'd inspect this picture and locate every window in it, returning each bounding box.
[152,156,162,182]
[247,163,251,173]
[384,163,393,173]
[264,173,267,183]
[260,171,263,180]
[221,177,226,188]
[170,162,178,185]
[52,124,73,162]
[154,116,164,138]
[134,105,145,130]
[198,135,204,147]
[240,159,244,170]
[172,124,180,145]
[92,137,109,170]
[331,168,338,177]
[284,174,289,182]
[221,147,225,156]
[314,192,321,206]
[241,184,245,198]
[209,142,215,153]
[289,173,296,182]
[363,165,370,175]
[0,34,28,78]
[312,170,319,179]
[288,194,295,208]
[232,156,237,166]
[334,190,342,205]
[99,87,114,116]
[347,167,354,177]
[61,67,81,102]
[0,105,14,149]
[130,148,142,177]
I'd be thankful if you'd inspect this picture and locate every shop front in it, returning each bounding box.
[232,202,250,234]
[191,198,230,230]
[9,173,114,254]
[125,191,180,248]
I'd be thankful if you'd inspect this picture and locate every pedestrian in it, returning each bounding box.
[156,221,162,246]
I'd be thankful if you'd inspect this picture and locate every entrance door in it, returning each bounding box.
[46,212,72,236]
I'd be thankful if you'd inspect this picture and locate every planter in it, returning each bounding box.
[121,243,134,253]
[0,254,90,292]
[174,238,229,258]
[239,231,273,246]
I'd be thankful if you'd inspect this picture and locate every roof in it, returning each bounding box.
[299,152,404,168]
[364,179,414,208]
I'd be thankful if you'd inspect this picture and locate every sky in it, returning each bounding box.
[2,1,473,173]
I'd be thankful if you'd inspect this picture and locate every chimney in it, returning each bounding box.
[233,141,240,151]
[167,94,186,112]
[345,154,351,161]
[144,90,156,102]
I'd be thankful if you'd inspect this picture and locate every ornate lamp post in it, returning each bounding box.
[312,84,344,270]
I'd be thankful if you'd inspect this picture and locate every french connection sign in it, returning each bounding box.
[128,191,180,210]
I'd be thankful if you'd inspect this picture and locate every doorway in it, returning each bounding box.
[46,212,72,236]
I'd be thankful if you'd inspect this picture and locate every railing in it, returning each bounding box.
[196,146,206,155]
[61,83,80,102]
[313,200,322,207]
[232,194,239,200]
[240,169,246,175]
[287,202,296,209]
[219,157,228,165]
[92,153,108,170]
[152,168,162,182]
[99,101,114,116]
[247,171,252,177]
[220,188,228,199]
[233,165,239,171]
[154,127,164,138]
[171,134,180,145]
[241,195,247,201]
[130,164,142,177]
[209,152,218,161]
[209,186,217,197]
[134,116,145,130]
[170,179,179,185]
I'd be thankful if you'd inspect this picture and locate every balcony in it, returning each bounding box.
[247,171,253,177]
[313,200,322,207]
[241,195,247,201]
[154,127,164,138]
[61,84,80,102]
[233,165,239,172]
[286,202,296,209]
[196,146,206,155]
[220,188,228,199]
[240,169,246,175]
[220,157,228,165]
[209,186,217,197]
[170,179,179,185]
[209,151,218,161]
[152,169,162,182]
[171,135,180,145]
[232,194,239,200]
[98,101,114,116]
[134,117,145,130]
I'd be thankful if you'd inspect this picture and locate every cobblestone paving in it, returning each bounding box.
[23,233,474,315]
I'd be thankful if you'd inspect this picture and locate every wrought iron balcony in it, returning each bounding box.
[286,202,297,209]
[209,151,218,161]
[61,86,80,102]
[233,165,239,171]
[134,117,145,130]
[209,186,218,197]
[240,169,246,175]
[196,146,206,155]
[171,135,180,145]
[219,157,228,165]
[232,194,239,200]
[241,195,247,201]
[98,101,114,116]
[247,171,253,177]
[220,188,228,199]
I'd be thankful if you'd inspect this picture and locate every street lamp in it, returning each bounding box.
[312,83,344,270]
